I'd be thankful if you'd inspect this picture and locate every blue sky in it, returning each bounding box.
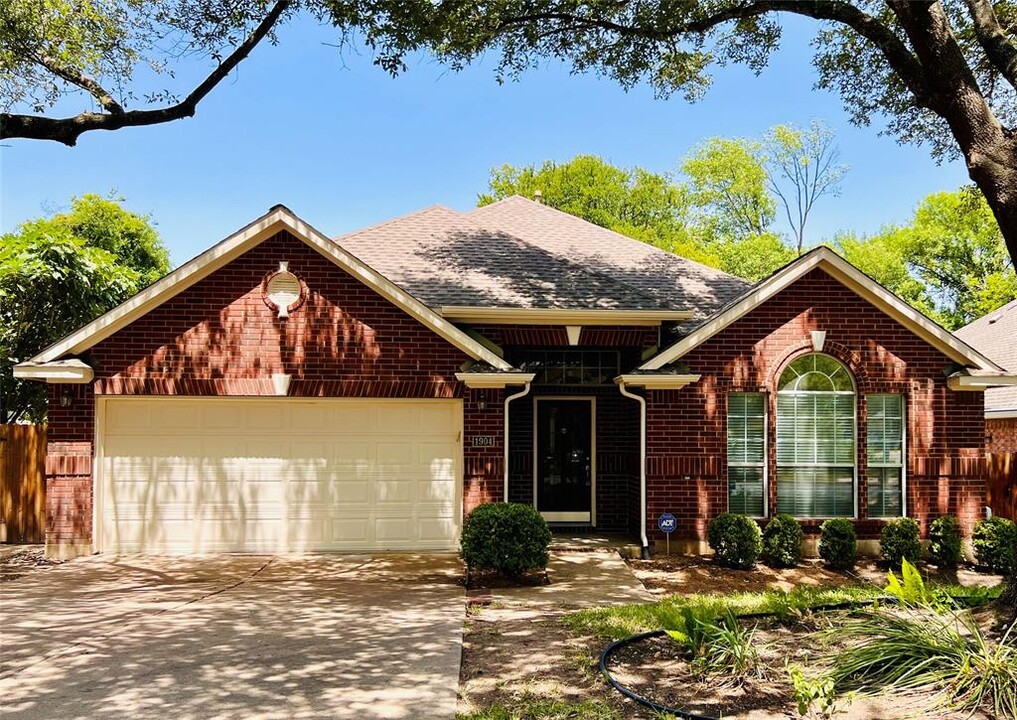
[1,14,969,267]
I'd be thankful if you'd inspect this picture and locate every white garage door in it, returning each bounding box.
[97,398,462,554]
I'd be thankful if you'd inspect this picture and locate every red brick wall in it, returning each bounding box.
[987,418,1017,453]
[645,268,987,543]
[45,230,507,549]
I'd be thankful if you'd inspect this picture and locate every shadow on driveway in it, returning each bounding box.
[0,554,464,719]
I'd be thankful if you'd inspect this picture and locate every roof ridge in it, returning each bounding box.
[469,195,746,284]
[333,204,458,243]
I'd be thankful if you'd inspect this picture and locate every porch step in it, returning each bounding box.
[550,533,643,559]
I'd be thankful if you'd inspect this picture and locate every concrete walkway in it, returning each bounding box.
[486,551,654,609]
[0,554,464,719]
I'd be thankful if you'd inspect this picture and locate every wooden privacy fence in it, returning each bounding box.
[0,424,46,543]
[987,453,1017,522]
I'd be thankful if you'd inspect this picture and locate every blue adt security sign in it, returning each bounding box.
[657,513,677,534]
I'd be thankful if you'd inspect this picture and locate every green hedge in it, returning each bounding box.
[707,513,762,570]
[460,502,552,577]
[928,515,962,568]
[762,514,804,568]
[972,516,1017,574]
[880,517,922,567]
[819,518,857,570]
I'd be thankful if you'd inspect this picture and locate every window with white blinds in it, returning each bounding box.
[727,393,766,516]
[866,394,904,517]
[776,354,856,518]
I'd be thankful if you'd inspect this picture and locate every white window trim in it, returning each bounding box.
[726,392,768,519]
[865,393,908,519]
[775,354,859,520]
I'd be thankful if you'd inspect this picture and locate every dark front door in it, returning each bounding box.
[535,399,593,523]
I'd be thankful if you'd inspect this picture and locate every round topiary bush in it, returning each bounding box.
[928,515,963,569]
[819,518,857,570]
[762,514,804,568]
[460,502,552,577]
[880,517,922,568]
[972,516,1017,574]
[707,513,762,570]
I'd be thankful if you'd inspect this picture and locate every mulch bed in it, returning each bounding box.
[0,546,64,583]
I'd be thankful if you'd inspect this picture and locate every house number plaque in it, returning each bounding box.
[471,436,496,447]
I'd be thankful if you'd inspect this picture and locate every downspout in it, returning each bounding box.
[618,381,650,559]
[504,382,532,503]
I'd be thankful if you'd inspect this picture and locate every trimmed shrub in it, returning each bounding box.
[972,516,1017,574]
[880,517,922,567]
[928,515,963,569]
[762,514,804,568]
[460,502,552,577]
[707,513,762,570]
[819,518,856,570]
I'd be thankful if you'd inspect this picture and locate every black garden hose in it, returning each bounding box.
[597,596,929,720]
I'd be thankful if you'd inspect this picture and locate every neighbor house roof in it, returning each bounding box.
[955,298,1017,417]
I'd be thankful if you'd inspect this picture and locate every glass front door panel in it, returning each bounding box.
[536,400,592,520]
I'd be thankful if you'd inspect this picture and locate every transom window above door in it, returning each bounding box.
[512,350,620,385]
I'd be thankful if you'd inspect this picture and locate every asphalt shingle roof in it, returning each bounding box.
[336,204,668,310]
[468,196,749,320]
[955,298,1017,413]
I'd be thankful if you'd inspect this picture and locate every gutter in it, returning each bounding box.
[617,381,650,559]
[503,382,532,503]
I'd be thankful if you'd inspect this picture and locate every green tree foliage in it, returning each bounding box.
[480,153,796,282]
[837,186,1017,329]
[0,196,170,423]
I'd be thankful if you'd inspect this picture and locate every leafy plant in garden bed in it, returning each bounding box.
[762,514,803,568]
[460,502,551,580]
[818,518,856,569]
[879,517,921,568]
[973,516,1017,575]
[707,513,762,570]
[928,515,962,569]
[664,607,762,685]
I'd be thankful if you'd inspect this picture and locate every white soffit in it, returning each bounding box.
[640,247,1005,372]
[24,206,512,371]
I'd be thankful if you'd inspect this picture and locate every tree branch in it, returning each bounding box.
[34,55,125,114]
[495,1,929,102]
[0,0,290,146]
[963,0,1017,90]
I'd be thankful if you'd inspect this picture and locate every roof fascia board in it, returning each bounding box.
[614,373,702,390]
[987,409,1017,419]
[641,248,1003,371]
[455,372,536,388]
[947,374,1017,390]
[13,360,93,383]
[30,208,512,371]
[440,307,693,326]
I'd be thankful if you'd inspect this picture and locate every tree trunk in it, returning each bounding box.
[965,137,1017,266]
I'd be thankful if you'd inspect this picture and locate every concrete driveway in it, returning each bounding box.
[0,554,464,719]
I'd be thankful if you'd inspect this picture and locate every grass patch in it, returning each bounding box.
[457,698,619,720]
[564,585,886,639]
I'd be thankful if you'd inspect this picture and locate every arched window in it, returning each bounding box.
[776,354,856,517]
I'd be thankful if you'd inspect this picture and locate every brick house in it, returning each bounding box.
[15,198,1016,559]
[956,298,1017,453]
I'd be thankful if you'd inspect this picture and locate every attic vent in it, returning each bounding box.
[266,262,302,318]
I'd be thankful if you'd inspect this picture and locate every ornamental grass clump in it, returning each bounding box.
[459,502,551,578]
[762,514,804,568]
[827,610,1017,718]
[879,517,922,568]
[707,513,762,570]
[665,607,761,685]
